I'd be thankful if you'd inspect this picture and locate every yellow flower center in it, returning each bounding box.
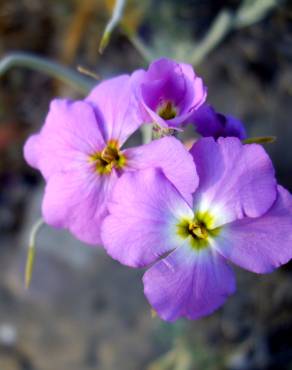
[157,101,177,120]
[176,211,221,250]
[89,140,126,175]
[188,220,208,240]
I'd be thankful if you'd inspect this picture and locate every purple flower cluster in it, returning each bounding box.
[24,58,292,321]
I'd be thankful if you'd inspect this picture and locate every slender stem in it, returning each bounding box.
[189,10,233,66]
[189,0,280,66]
[99,0,126,53]
[141,124,153,144]
[25,218,45,289]
[235,0,279,28]
[126,32,154,63]
[0,52,94,94]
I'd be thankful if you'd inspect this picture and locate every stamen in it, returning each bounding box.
[89,140,126,175]
[188,221,208,239]
[101,145,120,163]
[157,101,177,120]
[176,211,221,251]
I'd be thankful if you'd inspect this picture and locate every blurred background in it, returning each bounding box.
[0,0,292,369]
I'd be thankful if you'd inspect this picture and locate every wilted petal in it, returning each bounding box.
[221,114,247,140]
[191,104,246,139]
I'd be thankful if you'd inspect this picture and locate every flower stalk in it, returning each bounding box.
[25,218,44,289]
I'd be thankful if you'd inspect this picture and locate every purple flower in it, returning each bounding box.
[24,75,197,245]
[133,58,207,129]
[191,104,247,139]
[101,137,292,321]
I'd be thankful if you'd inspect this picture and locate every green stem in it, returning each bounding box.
[126,32,154,64]
[235,0,279,29]
[99,0,126,53]
[141,124,153,144]
[189,0,280,66]
[189,10,233,66]
[0,52,94,94]
[25,218,45,289]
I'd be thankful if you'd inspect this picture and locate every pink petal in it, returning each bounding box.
[125,136,198,205]
[190,137,277,226]
[143,243,236,321]
[86,75,144,145]
[102,168,193,267]
[42,167,118,245]
[24,99,105,180]
[214,186,292,273]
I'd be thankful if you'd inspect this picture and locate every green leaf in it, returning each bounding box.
[99,0,126,54]
[25,245,36,289]
[0,53,94,94]
[24,218,44,289]
[243,136,276,144]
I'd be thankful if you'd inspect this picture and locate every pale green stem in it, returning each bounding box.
[235,0,280,28]
[119,0,279,66]
[188,0,280,66]
[189,10,233,66]
[126,32,154,63]
[0,53,94,94]
[25,218,45,289]
[99,0,126,53]
[141,124,153,144]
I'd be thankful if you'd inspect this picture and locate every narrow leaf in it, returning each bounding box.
[243,136,276,144]
[25,245,36,289]
[0,53,94,94]
[24,218,44,289]
[99,0,126,53]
